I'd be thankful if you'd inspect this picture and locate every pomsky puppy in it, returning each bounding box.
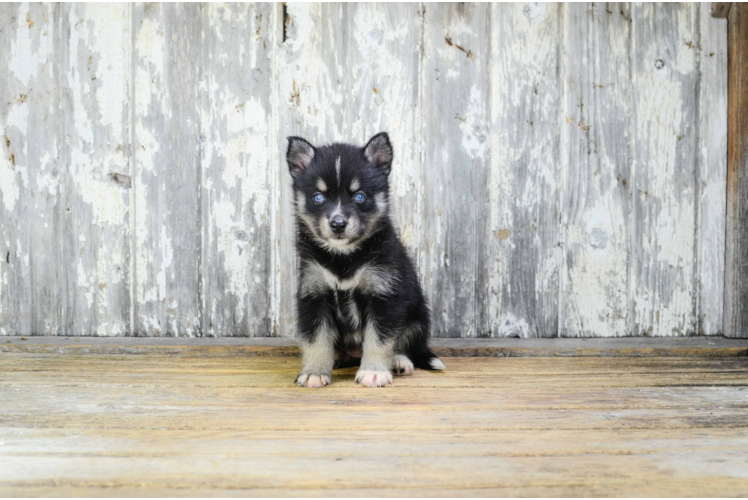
[286,132,445,388]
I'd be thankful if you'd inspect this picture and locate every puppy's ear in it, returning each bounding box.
[287,136,315,178]
[363,132,393,175]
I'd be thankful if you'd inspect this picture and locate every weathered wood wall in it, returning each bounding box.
[726,3,748,339]
[0,3,735,338]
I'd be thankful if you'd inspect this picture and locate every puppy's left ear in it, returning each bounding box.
[363,132,393,175]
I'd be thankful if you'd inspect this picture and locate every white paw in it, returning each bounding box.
[296,373,331,388]
[392,354,414,376]
[355,369,393,388]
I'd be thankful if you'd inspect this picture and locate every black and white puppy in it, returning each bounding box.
[286,132,445,388]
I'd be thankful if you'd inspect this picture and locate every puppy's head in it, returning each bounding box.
[287,133,393,254]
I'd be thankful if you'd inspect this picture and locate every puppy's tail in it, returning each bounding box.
[410,344,446,371]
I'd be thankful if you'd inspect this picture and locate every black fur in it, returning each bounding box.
[287,132,442,383]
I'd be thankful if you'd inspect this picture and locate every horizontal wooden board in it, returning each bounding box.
[1,337,745,357]
[0,354,747,496]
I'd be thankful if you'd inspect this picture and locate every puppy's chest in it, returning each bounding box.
[298,260,396,298]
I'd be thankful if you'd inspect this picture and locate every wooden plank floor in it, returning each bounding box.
[1,353,747,497]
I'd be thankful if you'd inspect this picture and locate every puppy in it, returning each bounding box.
[286,132,445,388]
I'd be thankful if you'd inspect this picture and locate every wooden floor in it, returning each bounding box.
[1,351,748,497]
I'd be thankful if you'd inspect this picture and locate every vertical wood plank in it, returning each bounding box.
[632,3,699,336]
[697,7,727,335]
[132,4,202,336]
[711,3,732,19]
[201,3,274,337]
[60,3,131,336]
[0,3,61,336]
[486,3,561,338]
[560,3,632,337]
[276,3,422,337]
[725,3,748,338]
[421,3,490,338]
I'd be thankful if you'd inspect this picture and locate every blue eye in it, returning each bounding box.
[354,192,366,203]
[313,193,325,204]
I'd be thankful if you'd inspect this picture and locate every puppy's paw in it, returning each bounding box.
[355,369,393,388]
[296,373,331,388]
[392,354,414,376]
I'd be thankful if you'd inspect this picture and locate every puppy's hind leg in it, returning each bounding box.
[402,320,445,371]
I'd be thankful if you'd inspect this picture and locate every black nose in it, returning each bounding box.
[330,217,347,234]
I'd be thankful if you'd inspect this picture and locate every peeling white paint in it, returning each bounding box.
[631,2,699,336]
[8,4,50,87]
[0,155,20,212]
[0,3,731,338]
[459,86,489,160]
[489,3,561,337]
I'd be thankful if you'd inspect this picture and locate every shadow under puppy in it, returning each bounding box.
[287,132,445,388]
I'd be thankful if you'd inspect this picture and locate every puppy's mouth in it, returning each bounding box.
[328,234,355,245]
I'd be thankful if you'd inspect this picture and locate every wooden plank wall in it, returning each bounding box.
[726,2,748,338]
[0,3,736,338]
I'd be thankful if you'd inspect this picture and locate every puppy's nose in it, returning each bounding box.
[330,217,347,234]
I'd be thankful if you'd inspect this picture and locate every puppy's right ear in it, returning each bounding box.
[287,137,315,178]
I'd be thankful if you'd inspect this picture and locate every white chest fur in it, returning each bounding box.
[299,261,397,298]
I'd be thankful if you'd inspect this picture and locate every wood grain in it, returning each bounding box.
[422,3,490,338]
[560,3,632,337]
[486,3,561,338]
[0,3,733,339]
[631,3,699,336]
[712,2,732,19]
[200,3,275,337]
[698,6,728,335]
[2,336,746,358]
[0,3,61,336]
[725,3,748,338]
[59,3,132,336]
[132,4,202,336]
[1,353,746,496]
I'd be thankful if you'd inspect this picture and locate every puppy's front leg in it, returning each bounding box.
[296,298,336,388]
[355,318,394,388]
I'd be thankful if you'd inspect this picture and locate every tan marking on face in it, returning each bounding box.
[295,192,307,213]
[374,192,388,212]
[316,179,328,193]
[350,178,360,192]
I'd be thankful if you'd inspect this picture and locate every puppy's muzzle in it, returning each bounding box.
[330,217,347,235]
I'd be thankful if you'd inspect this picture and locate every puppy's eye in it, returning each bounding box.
[354,192,366,204]
[313,193,325,204]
